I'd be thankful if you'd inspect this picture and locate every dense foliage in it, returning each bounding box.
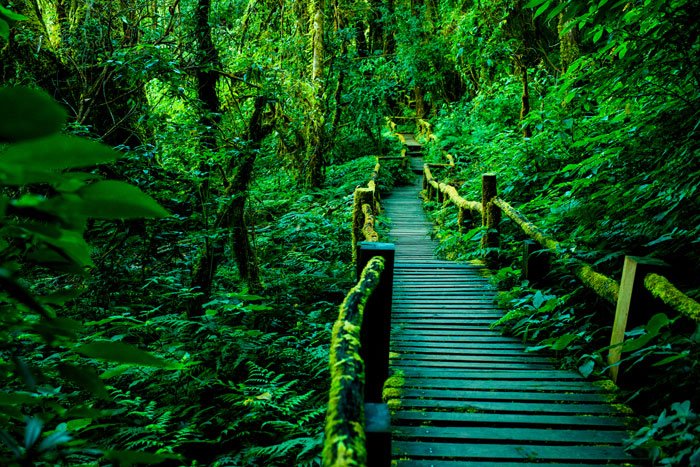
[1,0,699,464]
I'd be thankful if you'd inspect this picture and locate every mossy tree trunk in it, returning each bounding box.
[558,5,580,72]
[305,0,327,188]
[187,97,271,317]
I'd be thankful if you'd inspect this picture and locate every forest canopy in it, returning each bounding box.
[1,0,699,465]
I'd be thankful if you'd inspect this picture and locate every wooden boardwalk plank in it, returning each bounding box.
[381,161,638,464]
[393,442,636,462]
[393,426,629,444]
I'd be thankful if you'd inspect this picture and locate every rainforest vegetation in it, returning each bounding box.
[1,0,699,465]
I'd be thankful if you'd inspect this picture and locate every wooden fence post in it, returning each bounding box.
[608,256,666,382]
[481,173,500,251]
[357,242,394,467]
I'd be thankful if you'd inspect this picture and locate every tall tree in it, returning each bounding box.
[305,0,328,187]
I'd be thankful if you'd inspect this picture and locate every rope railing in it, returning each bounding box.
[421,166,700,382]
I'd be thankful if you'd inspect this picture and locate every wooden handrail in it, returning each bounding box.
[361,203,379,242]
[323,256,385,466]
[423,164,481,213]
[421,169,699,383]
[352,134,410,260]
[644,273,700,322]
[494,197,620,305]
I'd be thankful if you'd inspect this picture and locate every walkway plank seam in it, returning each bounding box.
[381,153,640,466]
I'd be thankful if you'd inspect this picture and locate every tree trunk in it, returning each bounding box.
[383,0,395,55]
[369,0,383,54]
[306,0,327,188]
[195,0,221,149]
[187,97,270,317]
[558,9,580,73]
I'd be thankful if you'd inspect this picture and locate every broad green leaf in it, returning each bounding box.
[75,341,183,369]
[65,418,92,432]
[532,290,545,309]
[0,391,38,407]
[31,228,94,268]
[534,3,550,18]
[551,333,579,351]
[0,87,67,142]
[78,181,170,219]
[622,333,653,352]
[652,351,689,367]
[646,313,671,336]
[99,364,133,379]
[0,5,28,22]
[545,2,567,21]
[38,430,72,451]
[592,26,604,43]
[0,135,119,184]
[525,0,549,8]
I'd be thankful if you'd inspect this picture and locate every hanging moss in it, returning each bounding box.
[322,256,385,467]
[644,273,700,322]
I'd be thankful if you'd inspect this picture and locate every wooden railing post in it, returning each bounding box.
[481,173,500,251]
[356,242,394,401]
[357,242,394,466]
[608,256,666,382]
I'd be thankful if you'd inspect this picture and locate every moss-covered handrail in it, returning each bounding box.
[323,256,385,467]
[644,273,700,322]
[493,197,620,305]
[423,164,482,214]
[361,203,379,242]
[352,159,384,261]
[421,171,696,315]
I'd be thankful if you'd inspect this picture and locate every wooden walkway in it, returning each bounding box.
[381,150,639,465]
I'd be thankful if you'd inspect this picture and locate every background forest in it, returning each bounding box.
[1,0,699,465]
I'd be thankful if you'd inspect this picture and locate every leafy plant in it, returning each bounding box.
[626,401,700,466]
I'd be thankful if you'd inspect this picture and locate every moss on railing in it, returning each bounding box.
[361,203,379,242]
[323,256,385,467]
[423,164,481,213]
[493,198,559,251]
[645,273,700,322]
[575,262,620,305]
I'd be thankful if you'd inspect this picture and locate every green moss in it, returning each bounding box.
[493,197,559,251]
[383,370,405,389]
[576,263,619,305]
[645,273,700,322]
[593,380,619,393]
[382,388,402,400]
[386,399,402,411]
[612,404,634,415]
[322,257,385,466]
